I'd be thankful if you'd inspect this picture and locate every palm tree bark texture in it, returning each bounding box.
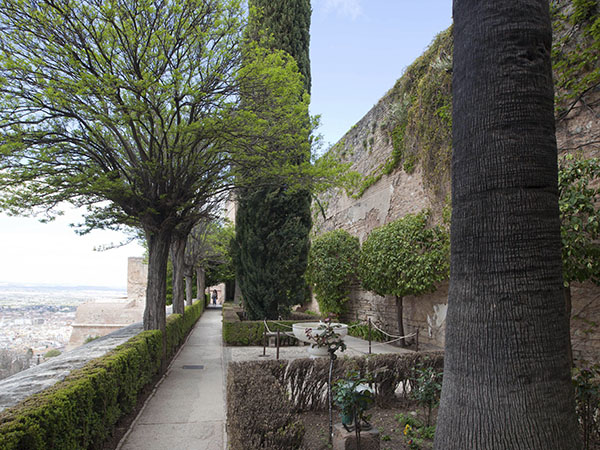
[434,1,580,449]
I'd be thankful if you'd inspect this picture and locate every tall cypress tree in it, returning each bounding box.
[234,0,312,319]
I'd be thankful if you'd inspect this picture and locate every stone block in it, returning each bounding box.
[332,423,380,450]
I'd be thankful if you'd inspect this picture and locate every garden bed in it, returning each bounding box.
[226,353,443,449]
[299,400,436,450]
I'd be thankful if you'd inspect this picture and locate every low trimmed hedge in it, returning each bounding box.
[222,303,317,346]
[0,300,205,449]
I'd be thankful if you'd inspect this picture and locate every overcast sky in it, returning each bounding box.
[0,0,453,289]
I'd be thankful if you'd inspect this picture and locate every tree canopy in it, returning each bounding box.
[306,229,360,315]
[358,212,449,299]
[233,0,313,320]
[359,211,449,346]
[186,218,235,287]
[0,0,317,334]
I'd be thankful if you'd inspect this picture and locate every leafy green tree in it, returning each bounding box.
[559,155,600,290]
[558,154,600,364]
[233,0,313,320]
[246,0,312,93]
[170,201,222,313]
[358,212,449,346]
[187,218,236,290]
[307,229,360,315]
[0,0,313,343]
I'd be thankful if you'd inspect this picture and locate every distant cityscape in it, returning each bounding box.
[0,284,126,379]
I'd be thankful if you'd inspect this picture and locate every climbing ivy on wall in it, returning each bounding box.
[352,27,453,203]
[552,0,600,119]
[344,0,599,206]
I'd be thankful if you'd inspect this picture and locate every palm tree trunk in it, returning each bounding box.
[435,1,580,448]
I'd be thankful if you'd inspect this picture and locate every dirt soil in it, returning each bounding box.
[298,400,436,450]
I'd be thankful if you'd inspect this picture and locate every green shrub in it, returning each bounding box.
[410,364,443,426]
[43,349,61,358]
[221,304,309,346]
[306,229,360,315]
[347,321,387,342]
[0,300,205,449]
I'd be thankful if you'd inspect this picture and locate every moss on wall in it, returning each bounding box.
[351,27,453,204]
[552,0,600,120]
[344,0,598,206]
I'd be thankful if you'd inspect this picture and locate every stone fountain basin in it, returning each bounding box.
[292,322,349,354]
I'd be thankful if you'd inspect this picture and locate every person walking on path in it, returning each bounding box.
[211,289,218,305]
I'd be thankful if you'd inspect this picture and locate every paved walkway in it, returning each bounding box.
[118,306,226,450]
[118,307,413,449]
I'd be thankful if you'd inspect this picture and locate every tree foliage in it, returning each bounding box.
[247,0,312,94]
[0,0,317,333]
[306,229,360,314]
[358,212,449,298]
[234,185,311,319]
[0,0,245,231]
[233,0,313,320]
[186,218,235,287]
[559,154,600,287]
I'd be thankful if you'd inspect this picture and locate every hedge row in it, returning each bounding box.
[0,300,205,450]
[227,362,304,450]
[222,303,317,346]
[226,352,443,449]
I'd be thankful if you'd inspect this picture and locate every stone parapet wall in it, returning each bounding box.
[0,323,143,412]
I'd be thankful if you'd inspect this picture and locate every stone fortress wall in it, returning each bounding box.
[313,87,449,350]
[313,37,600,360]
[67,257,148,350]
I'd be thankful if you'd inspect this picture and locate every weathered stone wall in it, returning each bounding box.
[314,41,600,359]
[127,256,148,299]
[67,257,148,350]
[314,79,448,348]
[571,281,600,364]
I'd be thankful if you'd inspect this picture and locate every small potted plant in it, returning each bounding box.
[333,371,374,432]
[305,315,348,445]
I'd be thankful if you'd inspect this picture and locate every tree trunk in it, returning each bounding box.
[185,272,193,306]
[170,236,186,316]
[435,1,580,448]
[234,279,242,303]
[565,285,574,367]
[144,228,171,372]
[196,266,206,305]
[395,295,406,347]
